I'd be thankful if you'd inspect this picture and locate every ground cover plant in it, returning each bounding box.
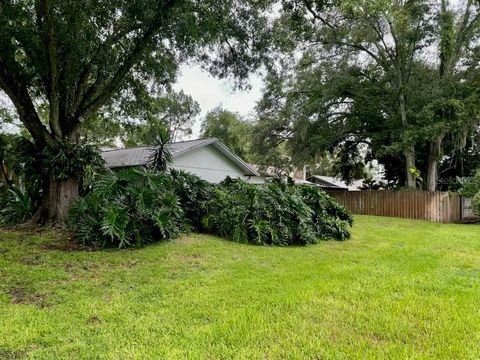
[0,216,479,359]
[68,171,353,248]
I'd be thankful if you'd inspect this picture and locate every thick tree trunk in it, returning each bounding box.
[404,146,416,188]
[33,176,80,225]
[426,135,444,192]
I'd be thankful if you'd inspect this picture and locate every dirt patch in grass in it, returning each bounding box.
[123,259,138,268]
[86,315,103,326]
[42,240,97,252]
[8,287,49,308]
[0,348,27,359]
[21,254,43,266]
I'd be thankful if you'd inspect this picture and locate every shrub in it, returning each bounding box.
[299,185,353,240]
[202,178,352,245]
[68,168,184,248]
[472,192,480,216]
[0,186,34,225]
[457,171,480,198]
[169,169,214,231]
[69,170,353,248]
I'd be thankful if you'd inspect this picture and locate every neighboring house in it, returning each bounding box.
[293,166,360,190]
[308,175,360,191]
[102,138,259,184]
[249,164,315,185]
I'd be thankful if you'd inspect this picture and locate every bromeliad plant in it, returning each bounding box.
[68,168,184,248]
[0,186,34,226]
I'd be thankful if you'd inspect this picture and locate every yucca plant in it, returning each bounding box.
[148,127,173,173]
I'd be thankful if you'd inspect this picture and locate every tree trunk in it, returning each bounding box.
[33,176,80,225]
[426,134,445,192]
[398,89,416,188]
[404,146,416,188]
[458,148,464,177]
[1,162,11,188]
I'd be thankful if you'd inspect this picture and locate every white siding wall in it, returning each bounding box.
[169,144,250,183]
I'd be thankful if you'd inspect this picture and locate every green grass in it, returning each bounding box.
[0,216,479,359]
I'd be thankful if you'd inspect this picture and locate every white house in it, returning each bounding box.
[102,138,259,184]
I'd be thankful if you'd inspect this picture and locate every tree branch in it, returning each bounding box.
[42,0,62,137]
[72,0,178,128]
[0,58,53,148]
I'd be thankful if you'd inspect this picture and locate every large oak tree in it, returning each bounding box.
[0,0,272,223]
[255,0,480,190]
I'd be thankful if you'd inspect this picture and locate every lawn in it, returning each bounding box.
[0,216,479,359]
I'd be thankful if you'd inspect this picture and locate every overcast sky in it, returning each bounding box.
[173,64,264,139]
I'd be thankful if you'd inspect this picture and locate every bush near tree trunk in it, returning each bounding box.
[68,169,184,248]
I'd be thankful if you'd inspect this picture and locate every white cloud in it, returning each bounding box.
[173,64,263,139]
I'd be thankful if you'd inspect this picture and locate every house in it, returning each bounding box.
[308,175,361,191]
[102,138,259,183]
[248,164,316,185]
[293,166,359,190]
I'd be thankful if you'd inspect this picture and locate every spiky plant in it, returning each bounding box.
[148,127,173,173]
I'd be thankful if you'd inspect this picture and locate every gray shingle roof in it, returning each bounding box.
[102,138,214,169]
[101,138,258,176]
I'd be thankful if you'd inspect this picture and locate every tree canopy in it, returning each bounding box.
[200,106,254,160]
[255,0,480,190]
[0,0,273,222]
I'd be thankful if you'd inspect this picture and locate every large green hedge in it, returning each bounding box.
[201,178,352,245]
[69,169,353,248]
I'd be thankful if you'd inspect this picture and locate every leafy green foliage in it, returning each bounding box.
[169,169,214,232]
[459,170,480,216]
[299,185,353,241]
[457,171,480,198]
[202,178,353,245]
[472,191,480,216]
[0,186,34,225]
[68,169,184,248]
[121,90,201,146]
[69,169,352,248]
[148,128,173,172]
[200,106,254,160]
[42,140,105,180]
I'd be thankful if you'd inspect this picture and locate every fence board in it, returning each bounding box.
[327,190,464,223]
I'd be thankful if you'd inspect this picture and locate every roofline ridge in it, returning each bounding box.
[102,138,216,153]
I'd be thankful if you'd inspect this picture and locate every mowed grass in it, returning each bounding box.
[0,216,479,359]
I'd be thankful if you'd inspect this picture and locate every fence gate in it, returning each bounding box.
[461,197,476,220]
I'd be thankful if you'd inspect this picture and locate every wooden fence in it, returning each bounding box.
[327,190,465,223]
[461,197,477,220]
